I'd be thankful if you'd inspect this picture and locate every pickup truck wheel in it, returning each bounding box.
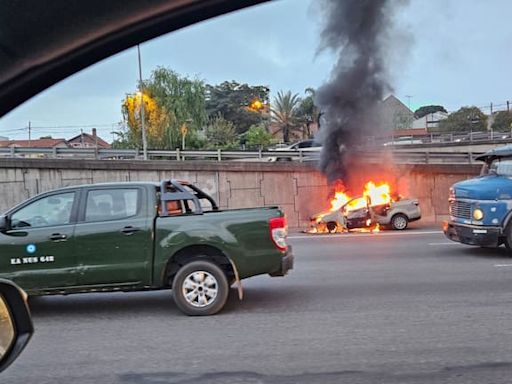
[172,260,229,316]
[391,214,408,230]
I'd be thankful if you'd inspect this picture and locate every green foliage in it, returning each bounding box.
[205,114,238,149]
[146,67,207,149]
[246,124,272,149]
[271,90,302,143]
[118,67,207,149]
[491,111,512,132]
[437,106,488,132]
[206,81,269,134]
[414,105,447,119]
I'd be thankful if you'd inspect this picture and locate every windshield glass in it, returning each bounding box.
[488,158,512,176]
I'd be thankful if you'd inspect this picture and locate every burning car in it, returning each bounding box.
[307,182,421,233]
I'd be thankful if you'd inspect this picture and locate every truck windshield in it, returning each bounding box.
[488,158,512,176]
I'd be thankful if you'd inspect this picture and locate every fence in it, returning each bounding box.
[0,146,487,165]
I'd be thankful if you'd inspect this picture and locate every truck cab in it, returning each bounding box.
[444,144,512,249]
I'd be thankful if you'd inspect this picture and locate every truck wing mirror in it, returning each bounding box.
[0,279,34,373]
[0,216,7,232]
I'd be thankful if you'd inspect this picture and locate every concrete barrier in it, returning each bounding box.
[0,159,481,229]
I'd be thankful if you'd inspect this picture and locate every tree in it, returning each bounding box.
[271,90,302,143]
[437,106,488,132]
[296,87,321,139]
[205,81,269,134]
[491,110,512,132]
[246,124,272,149]
[118,67,207,149]
[121,91,171,149]
[414,105,447,119]
[204,114,238,149]
[146,67,207,149]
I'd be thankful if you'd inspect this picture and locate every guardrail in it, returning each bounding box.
[370,130,512,146]
[0,146,486,164]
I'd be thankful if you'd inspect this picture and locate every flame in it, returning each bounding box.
[329,181,392,213]
[330,191,351,211]
[305,180,394,234]
[363,181,391,207]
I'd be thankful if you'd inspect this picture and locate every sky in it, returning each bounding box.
[1,0,512,141]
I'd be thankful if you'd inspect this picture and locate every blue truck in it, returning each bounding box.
[444,144,512,249]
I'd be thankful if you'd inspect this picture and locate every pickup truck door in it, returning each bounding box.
[73,187,152,287]
[0,191,78,291]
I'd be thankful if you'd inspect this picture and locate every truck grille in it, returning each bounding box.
[449,200,471,219]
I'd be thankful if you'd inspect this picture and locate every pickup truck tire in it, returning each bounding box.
[391,213,408,230]
[172,260,229,316]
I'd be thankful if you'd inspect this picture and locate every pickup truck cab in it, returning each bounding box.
[444,144,512,250]
[0,180,293,315]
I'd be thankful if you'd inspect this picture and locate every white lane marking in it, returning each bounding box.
[494,264,512,268]
[428,242,458,245]
[288,230,442,240]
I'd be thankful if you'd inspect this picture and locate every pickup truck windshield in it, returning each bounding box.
[488,158,512,176]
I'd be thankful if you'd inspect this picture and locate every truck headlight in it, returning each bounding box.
[473,208,484,221]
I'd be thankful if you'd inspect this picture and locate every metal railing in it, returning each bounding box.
[0,146,486,165]
[370,130,512,146]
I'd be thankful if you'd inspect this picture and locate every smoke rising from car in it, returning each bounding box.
[315,0,408,183]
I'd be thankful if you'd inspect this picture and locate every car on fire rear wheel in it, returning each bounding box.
[391,213,408,230]
[172,260,229,316]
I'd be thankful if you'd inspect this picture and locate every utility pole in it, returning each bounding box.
[405,95,413,110]
[137,44,148,160]
[28,121,31,146]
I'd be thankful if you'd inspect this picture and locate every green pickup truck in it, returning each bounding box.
[0,180,293,315]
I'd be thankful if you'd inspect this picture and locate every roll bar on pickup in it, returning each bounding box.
[159,179,219,216]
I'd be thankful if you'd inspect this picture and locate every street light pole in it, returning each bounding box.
[137,44,148,160]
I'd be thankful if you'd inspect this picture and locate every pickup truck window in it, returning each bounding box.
[85,189,139,222]
[11,192,76,229]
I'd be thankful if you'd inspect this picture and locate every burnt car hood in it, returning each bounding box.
[0,0,268,117]
[453,175,512,200]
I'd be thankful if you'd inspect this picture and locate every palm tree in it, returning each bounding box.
[271,90,302,143]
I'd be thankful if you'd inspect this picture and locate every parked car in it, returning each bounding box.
[0,179,293,316]
[268,139,322,161]
[309,196,421,233]
[383,136,423,146]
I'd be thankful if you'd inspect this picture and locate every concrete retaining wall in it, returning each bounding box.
[0,159,481,229]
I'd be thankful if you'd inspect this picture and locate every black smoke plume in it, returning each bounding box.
[315,0,405,182]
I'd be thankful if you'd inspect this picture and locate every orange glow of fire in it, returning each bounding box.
[329,181,392,213]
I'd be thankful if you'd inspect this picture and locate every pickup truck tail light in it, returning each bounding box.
[269,216,288,252]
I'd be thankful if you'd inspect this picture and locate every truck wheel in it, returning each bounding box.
[172,260,229,316]
[326,222,337,234]
[504,224,512,253]
[391,214,408,230]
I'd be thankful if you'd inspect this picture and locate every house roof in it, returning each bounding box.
[0,138,68,148]
[382,95,414,115]
[67,132,110,148]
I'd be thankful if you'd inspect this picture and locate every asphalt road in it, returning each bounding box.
[4,229,512,384]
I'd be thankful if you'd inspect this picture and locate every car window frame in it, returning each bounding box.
[7,190,79,231]
[78,187,143,224]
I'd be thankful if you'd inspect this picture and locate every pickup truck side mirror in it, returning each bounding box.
[0,279,33,373]
[0,216,7,232]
